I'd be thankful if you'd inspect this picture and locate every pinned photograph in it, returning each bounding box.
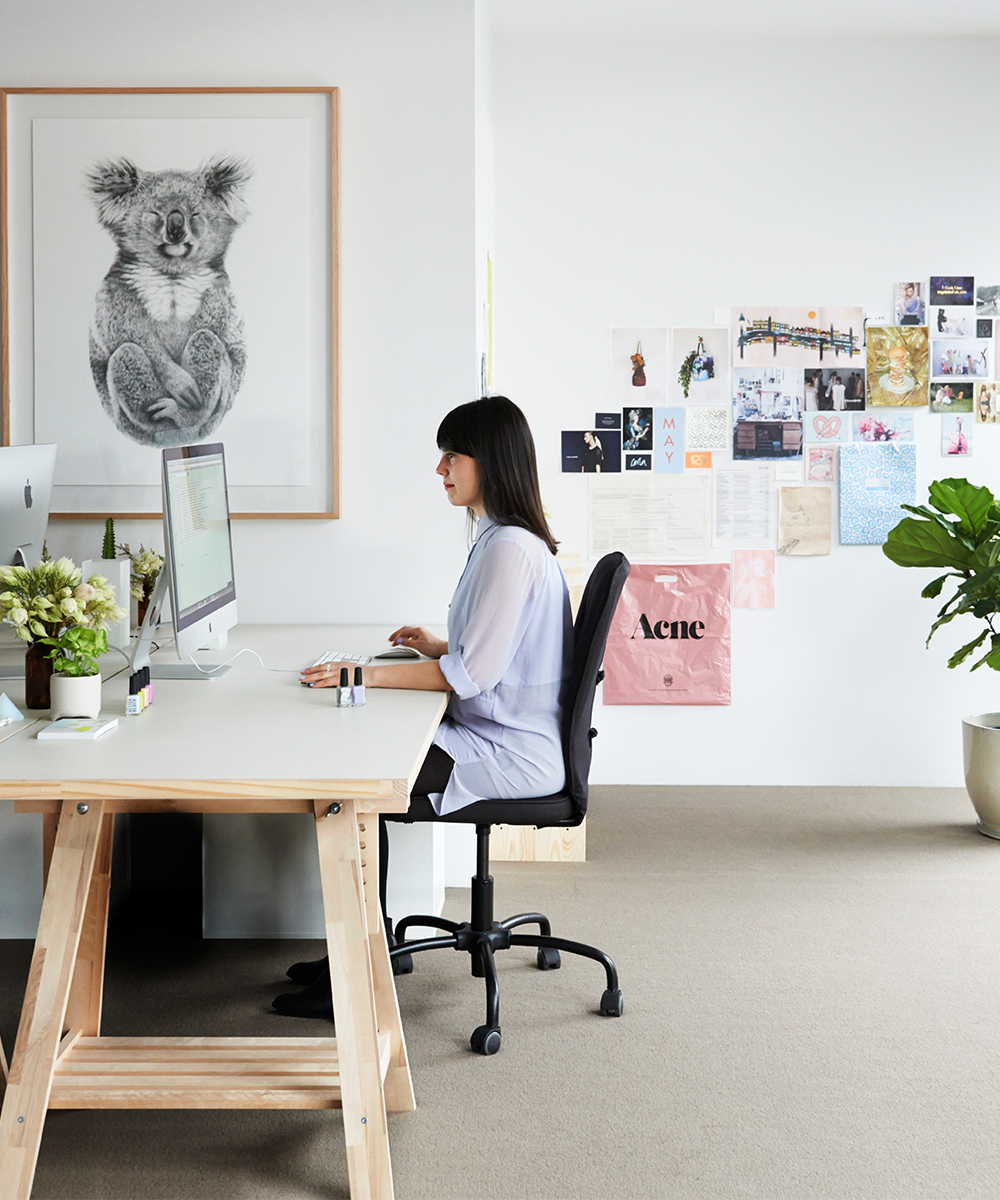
[561,430,621,473]
[853,412,914,442]
[732,306,863,369]
[975,382,999,424]
[804,368,865,411]
[804,412,850,443]
[929,276,975,306]
[733,548,775,609]
[611,328,668,404]
[976,285,1000,316]
[622,407,653,452]
[866,326,928,407]
[686,408,729,451]
[942,413,972,456]
[595,412,621,430]
[653,408,684,474]
[930,306,975,337]
[894,282,926,325]
[733,368,803,461]
[671,327,730,405]
[931,338,992,379]
[930,381,975,413]
[806,447,836,483]
[978,319,993,339]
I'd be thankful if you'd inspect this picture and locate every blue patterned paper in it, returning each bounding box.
[839,443,916,545]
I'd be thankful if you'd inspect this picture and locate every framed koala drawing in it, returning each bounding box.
[1,87,339,518]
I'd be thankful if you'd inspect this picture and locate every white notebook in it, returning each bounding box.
[37,717,119,740]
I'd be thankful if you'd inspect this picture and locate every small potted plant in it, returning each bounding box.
[117,542,164,627]
[39,625,110,720]
[0,556,126,709]
[883,477,1000,837]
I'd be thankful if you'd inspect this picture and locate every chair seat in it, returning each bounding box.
[389,793,579,829]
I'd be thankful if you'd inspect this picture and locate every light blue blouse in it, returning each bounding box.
[430,516,573,815]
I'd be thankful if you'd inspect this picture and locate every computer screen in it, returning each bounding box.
[130,442,237,678]
[0,444,57,567]
[163,444,236,637]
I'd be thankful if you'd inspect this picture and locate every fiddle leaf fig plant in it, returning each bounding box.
[883,477,1000,671]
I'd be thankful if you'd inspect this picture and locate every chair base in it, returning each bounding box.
[388,826,622,1055]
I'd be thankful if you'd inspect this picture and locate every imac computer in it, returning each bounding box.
[131,442,238,679]
[0,444,57,567]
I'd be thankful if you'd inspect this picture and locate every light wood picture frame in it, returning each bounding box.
[1,86,339,519]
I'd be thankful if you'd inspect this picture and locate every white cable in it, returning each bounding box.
[183,647,299,675]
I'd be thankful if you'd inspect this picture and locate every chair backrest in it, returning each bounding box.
[561,552,631,818]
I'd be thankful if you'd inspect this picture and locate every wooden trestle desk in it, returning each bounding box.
[0,625,447,1200]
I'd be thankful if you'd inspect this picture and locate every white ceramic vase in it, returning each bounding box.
[49,672,102,721]
[962,713,1000,839]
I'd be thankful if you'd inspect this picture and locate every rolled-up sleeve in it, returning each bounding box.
[438,536,538,699]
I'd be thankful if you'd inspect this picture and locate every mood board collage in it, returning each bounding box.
[562,277,999,603]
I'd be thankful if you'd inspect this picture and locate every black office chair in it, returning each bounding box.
[384,551,631,1055]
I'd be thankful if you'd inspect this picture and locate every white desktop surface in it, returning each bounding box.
[0,625,447,804]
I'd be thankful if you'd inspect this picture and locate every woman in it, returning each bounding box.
[274,395,572,1018]
[581,430,604,472]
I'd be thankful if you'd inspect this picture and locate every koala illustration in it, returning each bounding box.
[87,156,252,447]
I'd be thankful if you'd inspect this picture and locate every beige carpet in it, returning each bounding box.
[2,784,1000,1200]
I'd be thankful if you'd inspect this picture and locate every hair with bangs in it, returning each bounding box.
[437,396,558,554]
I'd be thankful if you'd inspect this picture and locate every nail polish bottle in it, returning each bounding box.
[337,667,352,707]
[352,666,366,706]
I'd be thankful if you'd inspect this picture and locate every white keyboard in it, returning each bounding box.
[309,650,372,667]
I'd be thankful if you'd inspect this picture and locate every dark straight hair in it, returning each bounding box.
[437,395,558,554]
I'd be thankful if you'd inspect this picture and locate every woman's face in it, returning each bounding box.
[437,450,483,514]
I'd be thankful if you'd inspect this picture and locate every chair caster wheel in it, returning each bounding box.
[536,947,561,971]
[600,988,623,1017]
[392,953,413,976]
[471,1025,502,1055]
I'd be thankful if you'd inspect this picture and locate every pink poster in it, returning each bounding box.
[603,563,731,705]
[733,549,776,608]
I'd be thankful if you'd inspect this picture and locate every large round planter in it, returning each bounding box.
[49,672,102,721]
[962,714,1000,838]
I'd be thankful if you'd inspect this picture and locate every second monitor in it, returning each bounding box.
[132,442,238,679]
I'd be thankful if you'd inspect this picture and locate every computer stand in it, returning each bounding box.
[130,563,231,681]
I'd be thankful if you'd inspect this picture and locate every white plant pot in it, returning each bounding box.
[50,672,103,721]
[962,713,1000,839]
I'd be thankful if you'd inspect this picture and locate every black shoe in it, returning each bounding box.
[285,955,328,986]
[272,967,333,1020]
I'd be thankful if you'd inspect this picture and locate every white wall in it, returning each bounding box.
[490,25,1000,787]
[0,0,479,936]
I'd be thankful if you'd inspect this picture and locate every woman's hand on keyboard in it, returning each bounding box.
[300,661,355,688]
[386,626,448,659]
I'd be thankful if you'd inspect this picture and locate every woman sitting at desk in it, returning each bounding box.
[273,394,572,1018]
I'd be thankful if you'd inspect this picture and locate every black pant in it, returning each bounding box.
[378,745,454,927]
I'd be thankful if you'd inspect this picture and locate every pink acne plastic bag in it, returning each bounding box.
[603,563,731,705]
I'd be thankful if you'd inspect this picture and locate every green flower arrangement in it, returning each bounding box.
[0,557,127,648]
[117,542,164,601]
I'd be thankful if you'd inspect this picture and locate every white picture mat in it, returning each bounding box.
[32,118,312,489]
[4,91,335,516]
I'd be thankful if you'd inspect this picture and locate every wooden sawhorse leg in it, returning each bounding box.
[0,798,108,1199]
[357,813,414,1114]
[315,799,402,1200]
